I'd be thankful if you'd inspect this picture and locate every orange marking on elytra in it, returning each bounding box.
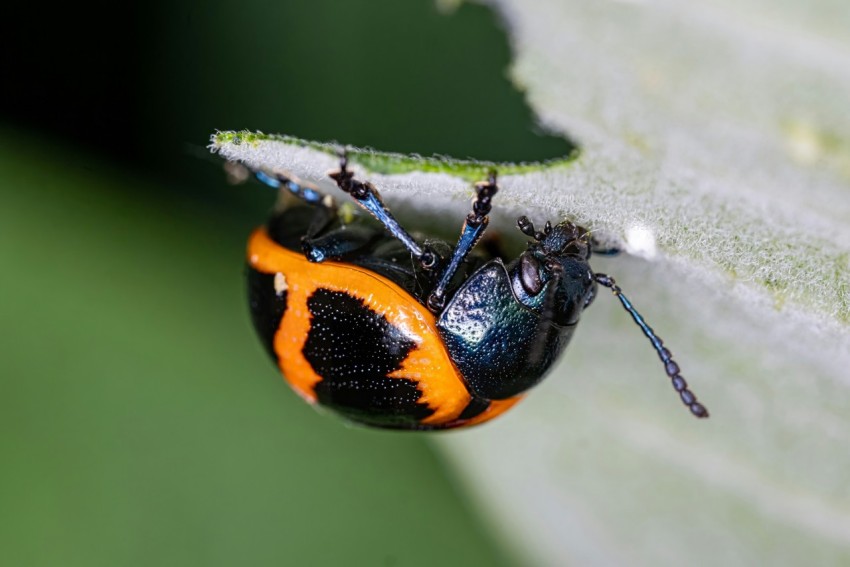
[247,228,472,424]
[450,396,524,429]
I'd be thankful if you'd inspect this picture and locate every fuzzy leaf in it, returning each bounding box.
[210,0,850,561]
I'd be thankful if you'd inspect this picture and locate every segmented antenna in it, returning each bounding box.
[517,216,548,241]
[594,273,709,419]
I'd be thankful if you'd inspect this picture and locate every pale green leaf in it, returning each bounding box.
[210,1,850,563]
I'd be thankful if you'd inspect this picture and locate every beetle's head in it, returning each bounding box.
[512,217,597,326]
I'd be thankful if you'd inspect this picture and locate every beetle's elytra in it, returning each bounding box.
[239,153,708,430]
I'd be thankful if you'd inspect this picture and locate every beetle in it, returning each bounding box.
[239,153,708,430]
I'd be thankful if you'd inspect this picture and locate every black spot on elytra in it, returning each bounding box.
[247,267,287,361]
[456,397,490,421]
[304,288,435,427]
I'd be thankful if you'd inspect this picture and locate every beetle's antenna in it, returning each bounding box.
[594,273,709,419]
[517,216,545,241]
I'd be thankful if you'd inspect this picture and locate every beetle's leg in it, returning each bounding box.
[242,162,336,210]
[300,223,383,263]
[238,160,377,262]
[424,172,498,313]
[329,151,438,271]
[253,168,378,262]
[238,161,339,240]
[594,273,710,419]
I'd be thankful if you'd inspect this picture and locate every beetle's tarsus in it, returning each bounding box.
[466,173,498,227]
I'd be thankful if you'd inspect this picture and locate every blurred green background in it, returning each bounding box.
[1,1,571,565]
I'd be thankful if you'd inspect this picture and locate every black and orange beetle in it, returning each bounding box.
[239,153,708,430]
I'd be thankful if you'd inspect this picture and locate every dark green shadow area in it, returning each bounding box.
[149,0,574,165]
[0,132,514,567]
[1,2,571,565]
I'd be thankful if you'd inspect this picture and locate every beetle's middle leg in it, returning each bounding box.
[237,161,338,240]
[424,172,498,313]
[329,151,438,271]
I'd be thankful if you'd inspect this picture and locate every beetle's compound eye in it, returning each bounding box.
[519,253,543,295]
